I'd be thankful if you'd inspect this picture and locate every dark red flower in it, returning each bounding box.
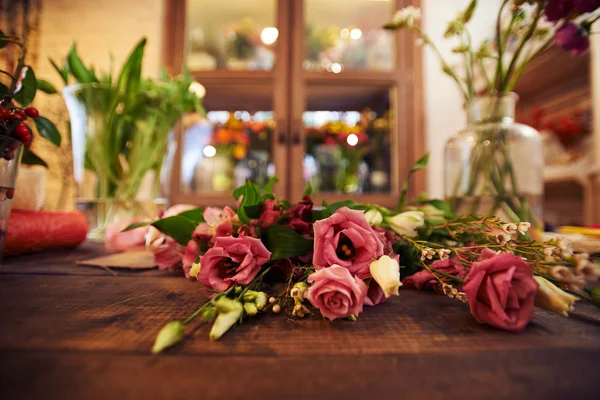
[285,196,314,236]
[574,0,600,13]
[545,0,575,21]
[555,23,590,55]
[258,199,282,229]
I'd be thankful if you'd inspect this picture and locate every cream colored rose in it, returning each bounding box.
[387,211,425,237]
[369,255,402,298]
[534,276,578,317]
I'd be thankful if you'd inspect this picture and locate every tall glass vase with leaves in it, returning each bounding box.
[385,0,600,230]
[49,38,205,240]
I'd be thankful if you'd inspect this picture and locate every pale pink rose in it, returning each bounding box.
[154,238,185,270]
[258,199,282,229]
[104,218,150,253]
[305,265,368,320]
[182,240,201,278]
[463,249,539,332]
[403,258,467,290]
[197,236,271,292]
[374,227,395,254]
[313,207,384,277]
[192,207,236,244]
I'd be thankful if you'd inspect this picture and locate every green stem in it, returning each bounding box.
[183,286,235,326]
[505,35,554,92]
[237,266,272,300]
[431,267,465,284]
[494,0,511,93]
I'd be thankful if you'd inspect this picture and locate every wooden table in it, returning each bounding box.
[1,243,600,400]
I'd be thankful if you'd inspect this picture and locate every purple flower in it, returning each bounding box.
[555,23,590,55]
[545,0,575,22]
[575,0,600,13]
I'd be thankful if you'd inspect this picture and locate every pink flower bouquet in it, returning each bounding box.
[132,155,600,354]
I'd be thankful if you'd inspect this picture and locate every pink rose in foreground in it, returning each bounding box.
[104,218,150,253]
[258,199,282,230]
[154,238,185,270]
[403,258,467,290]
[313,207,384,277]
[463,249,539,332]
[192,207,236,244]
[197,236,271,292]
[182,240,201,278]
[374,227,395,254]
[305,265,368,320]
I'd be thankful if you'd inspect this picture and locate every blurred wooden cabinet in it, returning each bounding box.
[163,0,423,207]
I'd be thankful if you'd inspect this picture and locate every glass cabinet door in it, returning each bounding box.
[186,0,278,71]
[302,85,396,196]
[303,0,395,72]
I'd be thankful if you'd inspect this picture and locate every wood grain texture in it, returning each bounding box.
[1,246,600,399]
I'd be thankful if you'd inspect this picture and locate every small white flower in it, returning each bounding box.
[576,260,600,280]
[369,255,402,298]
[420,248,436,261]
[543,246,556,257]
[502,223,518,235]
[496,232,512,246]
[364,209,384,226]
[437,249,451,261]
[517,222,531,235]
[188,81,206,98]
[557,237,572,253]
[387,211,425,238]
[391,6,422,29]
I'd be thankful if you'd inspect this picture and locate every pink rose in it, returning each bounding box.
[374,227,395,254]
[192,207,236,244]
[403,258,467,290]
[104,218,150,253]
[258,199,282,230]
[463,249,539,332]
[182,240,201,278]
[365,280,386,306]
[313,207,384,277]
[285,196,313,236]
[197,236,271,292]
[154,238,185,270]
[305,265,368,320]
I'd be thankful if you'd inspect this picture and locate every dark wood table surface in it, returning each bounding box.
[2,243,600,400]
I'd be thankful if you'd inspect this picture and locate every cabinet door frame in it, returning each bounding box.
[288,0,424,208]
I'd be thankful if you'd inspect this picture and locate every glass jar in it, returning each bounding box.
[444,93,543,229]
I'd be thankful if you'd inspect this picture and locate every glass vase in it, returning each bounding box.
[336,149,367,194]
[0,137,24,262]
[444,93,543,229]
[63,84,171,240]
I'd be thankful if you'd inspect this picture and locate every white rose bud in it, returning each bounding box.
[364,209,384,226]
[152,320,185,354]
[534,276,578,317]
[387,211,425,237]
[209,297,243,340]
[369,255,402,298]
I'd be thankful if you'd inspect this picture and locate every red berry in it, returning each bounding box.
[15,122,29,136]
[15,110,27,120]
[0,106,9,119]
[24,107,39,118]
[6,187,15,199]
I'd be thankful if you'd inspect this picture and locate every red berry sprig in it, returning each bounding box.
[0,105,38,148]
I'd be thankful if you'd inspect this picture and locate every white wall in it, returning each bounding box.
[422,0,502,198]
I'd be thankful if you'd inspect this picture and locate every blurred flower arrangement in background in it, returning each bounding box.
[227,17,261,61]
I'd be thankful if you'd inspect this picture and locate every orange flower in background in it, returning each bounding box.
[233,144,247,160]
[215,129,234,144]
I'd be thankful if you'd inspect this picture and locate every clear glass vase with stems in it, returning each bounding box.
[0,137,24,262]
[63,84,173,240]
[444,93,544,229]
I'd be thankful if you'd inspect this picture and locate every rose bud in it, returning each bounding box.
[364,209,383,226]
[209,297,243,340]
[369,255,402,298]
[534,276,578,317]
[386,211,425,237]
[152,320,185,354]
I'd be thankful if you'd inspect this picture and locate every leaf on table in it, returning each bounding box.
[77,250,156,269]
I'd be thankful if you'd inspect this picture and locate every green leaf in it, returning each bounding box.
[122,221,151,231]
[49,57,69,85]
[462,0,477,24]
[397,152,430,212]
[152,216,197,246]
[34,116,61,146]
[233,184,245,201]
[67,44,97,83]
[116,38,146,97]
[585,288,600,309]
[303,181,313,197]
[36,78,57,94]
[264,176,278,194]
[0,30,7,48]
[237,180,263,224]
[14,66,37,106]
[21,149,48,168]
[265,225,314,260]
[244,204,262,219]
[177,208,205,223]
